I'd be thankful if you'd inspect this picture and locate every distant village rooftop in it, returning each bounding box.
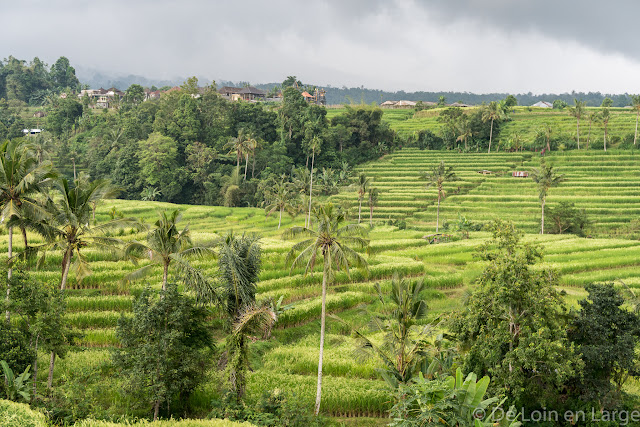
[531,101,553,108]
[218,86,267,102]
[380,100,472,108]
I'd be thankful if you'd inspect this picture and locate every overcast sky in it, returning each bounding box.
[3,0,640,94]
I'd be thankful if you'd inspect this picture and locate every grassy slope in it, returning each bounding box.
[4,150,640,420]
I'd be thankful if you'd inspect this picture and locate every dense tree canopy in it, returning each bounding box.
[0,73,398,208]
[451,220,581,409]
[0,56,80,104]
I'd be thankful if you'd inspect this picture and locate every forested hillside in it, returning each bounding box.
[3,56,640,426]
[0,56,80,104]
[0,75,396,207]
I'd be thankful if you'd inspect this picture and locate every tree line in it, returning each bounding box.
[0,56,80,105]
[409,96,640,153]
[0,75,397,210]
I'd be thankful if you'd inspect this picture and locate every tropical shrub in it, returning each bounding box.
[389,368,521,427]
[568,283,640,403]
[451,220,582,409]
[209,389,324,426]
[113,284,214,420]
[546,201,590,236]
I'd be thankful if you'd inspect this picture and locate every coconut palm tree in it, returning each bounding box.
[586,111,599,149]
[124,210,215,296]
[536,124,553,152]
[228,300,276,402]
[283,203,369,415]
[306,136,321,228]
[34,178,128,290]
[530,162,566,235]
[420,162,457,233]
[0,139,55,321]
[338,161,351,185]
[220,169,243,208]
[331,273,433,389]
[481,101,503,153]
[243,134,257,181]
[224,130,251,178]
[601,107,610,152]
[455,115,472,150]
[356,173,370,224]
[32,132,53,164]
[250,138,262,179]
[368,187,379,227]
[292,166,311,196]
[569,99,586,149]
[317,168,336,196]
[217,232,261,320]
[216,232,274,402]
[30,177,130,388]
[631,95,640,145]
[263,178,297,230]
[511,131,523,152]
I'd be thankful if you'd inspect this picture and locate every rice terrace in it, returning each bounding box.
[5,4,640,425]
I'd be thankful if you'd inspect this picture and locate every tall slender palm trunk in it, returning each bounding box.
[244,153,249,181]
[370,204,373,227]
[5,227,12,322]
[358,198,362,224]
[162,262,169,291]
[436,195,441,233]
[21,226,28,248]
[541,197,546,235]
[576,118,580,149]
[488,119,494,153]
[315,253,329,416]
[49,249,72,388]
[635,111,639,145]
[278,207,283,230]
[307,151,315,228]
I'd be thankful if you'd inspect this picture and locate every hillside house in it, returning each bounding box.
[218,86,266,101]
[144,89,163,100]
[218,86,243,101]
[79,87,124,108]
[300,88,326,105]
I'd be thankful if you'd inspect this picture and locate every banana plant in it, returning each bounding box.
[389,367,522,427]
[1,360,31,402]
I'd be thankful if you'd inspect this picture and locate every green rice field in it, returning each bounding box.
[6,149,640,419]
[328,105,640,145]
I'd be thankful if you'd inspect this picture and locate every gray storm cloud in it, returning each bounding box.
[2,0,639,93]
